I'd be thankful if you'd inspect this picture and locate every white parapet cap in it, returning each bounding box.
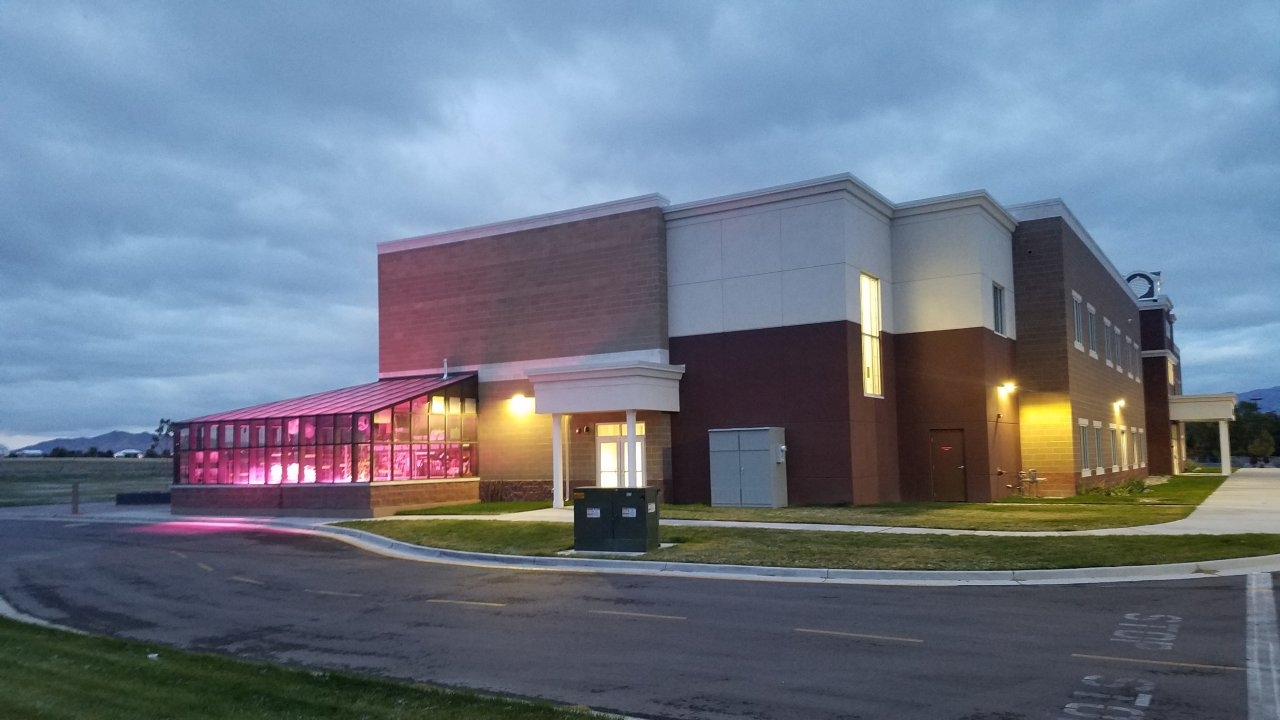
[1004,198,1140,302]
[378,194,670,254]
[525,360,686,383]
[663,173,896,222]
[894,189,1018,232]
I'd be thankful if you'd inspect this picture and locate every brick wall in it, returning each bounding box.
[476,379,551,482]
[1013,218,1149,494]
[379,207,668,374]
[1143,355,1174,475]
[670,321,887,506]
[895,327,1017,501]
[171,480,479,518]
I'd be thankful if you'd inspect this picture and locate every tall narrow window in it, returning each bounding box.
[1103,318,1114,366]
[992,283,1006,336]
[1093,423,1104,472]
[1087,305,1099,356]
[1110,426,1119,470]
[859,273,883,397]
[1079,420,1091,475]
[1072,293,1084,350]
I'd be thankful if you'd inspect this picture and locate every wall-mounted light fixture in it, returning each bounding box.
[508,393,536,415]
[1113,398,1126,410]
[998,382,1017,397]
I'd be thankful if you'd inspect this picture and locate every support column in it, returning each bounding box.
[625,409,638,489]
[551,412,564,508]
[1219,419,1232,476]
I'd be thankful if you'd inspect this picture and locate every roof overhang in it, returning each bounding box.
[525,362,685,414]
[1169,393,1238,422]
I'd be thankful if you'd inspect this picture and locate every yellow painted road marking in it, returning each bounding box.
[427,598,505,607]
[230,576,264,585]
[1071,653,1244,672]
[196,562,214,572]
[303,589,363,598]
[589,610,686,621]
[795,627,924,644]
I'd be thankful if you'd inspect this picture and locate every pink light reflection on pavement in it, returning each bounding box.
[128,520,296,536]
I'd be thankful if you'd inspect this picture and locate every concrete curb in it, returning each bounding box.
[304,522,1280,587]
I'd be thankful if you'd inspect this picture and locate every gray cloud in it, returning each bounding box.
[1,0,1277,446]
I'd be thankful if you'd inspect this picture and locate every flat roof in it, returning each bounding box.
[179,373,475,423]
[378,195,669,255]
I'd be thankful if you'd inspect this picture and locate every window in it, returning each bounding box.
[1110,426,1119,470]
[1093,422,1104,472]
[1072,293,1084,350]
[860,273,883,397]
[1079,419,1092,476]
[1104,318,1114,366]
[1087,304,1099,357]
[1114,327,1123,372]
[992,283,1006,336]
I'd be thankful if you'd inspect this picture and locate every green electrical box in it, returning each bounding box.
[573,486,660,552]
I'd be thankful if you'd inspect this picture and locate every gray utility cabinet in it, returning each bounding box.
[709,427,788,507]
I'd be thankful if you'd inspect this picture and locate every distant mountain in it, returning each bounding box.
[1240,386,1280,414]
[17,431,172,455]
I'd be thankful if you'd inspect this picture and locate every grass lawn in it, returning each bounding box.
[0,617,595,720]
[661,475,1226,531]
[397,500,552,516]
[0,458,171,507]
[997,474,1225,505]
[339,518,1280,571]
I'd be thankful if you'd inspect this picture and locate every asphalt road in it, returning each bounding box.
[0,518,1265,719]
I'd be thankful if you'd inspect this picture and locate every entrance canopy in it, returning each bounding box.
[525,361,685,414]
[1170,393,1237,474]
[525,361,684,505]
[1170,393,1237,423]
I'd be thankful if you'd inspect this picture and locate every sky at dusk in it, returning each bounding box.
[2,0,1277,449]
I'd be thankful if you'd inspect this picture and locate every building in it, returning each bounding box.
[171,173,1233,516]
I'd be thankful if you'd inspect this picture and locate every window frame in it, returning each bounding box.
[1087,304,1099,358]
[1079,418,1092,477]
[1072,292,1085,351]
[992,282,1007,336]
[859,272,884,398]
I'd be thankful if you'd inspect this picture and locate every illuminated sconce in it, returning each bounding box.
[997,382,1017,397]
[508,393,536,415]
[1114,399,1126,410]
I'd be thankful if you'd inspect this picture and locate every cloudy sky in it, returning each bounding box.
[2,0,1277,449]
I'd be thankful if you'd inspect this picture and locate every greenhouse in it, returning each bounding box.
[171,373,480,516]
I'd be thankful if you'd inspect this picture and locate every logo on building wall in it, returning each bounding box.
[1125,271,1162,300]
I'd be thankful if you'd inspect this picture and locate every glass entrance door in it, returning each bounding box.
[596,422,645,487]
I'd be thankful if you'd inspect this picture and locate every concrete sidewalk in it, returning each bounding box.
[492,467,1280,537]
[1,468,1277,585]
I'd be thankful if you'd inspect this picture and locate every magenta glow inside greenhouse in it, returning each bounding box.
[173,374,478,486]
